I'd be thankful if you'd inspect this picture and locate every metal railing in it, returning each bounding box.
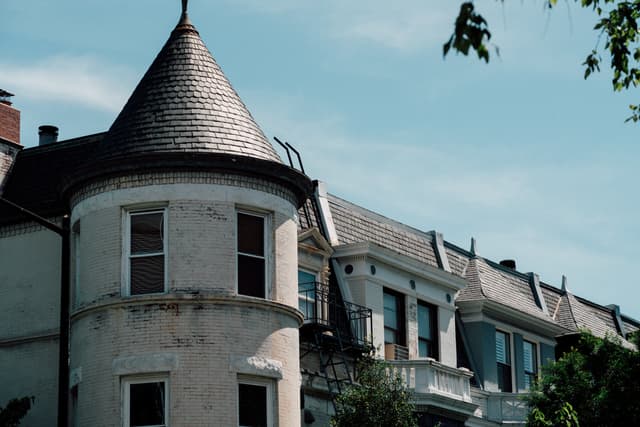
[298,282,372,349]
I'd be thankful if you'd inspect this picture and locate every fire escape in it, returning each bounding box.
[298,280,373,412]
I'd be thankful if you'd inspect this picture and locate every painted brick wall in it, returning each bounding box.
[71,301,301,426]
[0,140,20,190]
[0,103,20,145]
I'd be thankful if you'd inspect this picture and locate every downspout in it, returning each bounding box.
[0,197,70,427]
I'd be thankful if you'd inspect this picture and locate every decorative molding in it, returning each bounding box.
[229,355,283,380]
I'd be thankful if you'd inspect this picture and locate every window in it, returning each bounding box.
[523,340,537,390]
[123,377,168,427]
[383,289,405,345]
[496,330,512,392]
[418,301,438,359]
[126,209,167,295]
[237,212,267,298]
[238,379,273,427]
[298,270,316,320]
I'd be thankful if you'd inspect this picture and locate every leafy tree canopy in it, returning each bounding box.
[0,396,34,427]
[526,331,640,427]
[446,1,640,122]
[331,357,417,427]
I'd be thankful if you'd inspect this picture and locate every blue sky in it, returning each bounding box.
[2,0,638,320]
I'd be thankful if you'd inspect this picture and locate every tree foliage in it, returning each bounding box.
[526,331,640,427]
[331,357,417,427]
[446,1,640,122]
[0,396,34,427]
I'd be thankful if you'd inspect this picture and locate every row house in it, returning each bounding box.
[1,3,637,427]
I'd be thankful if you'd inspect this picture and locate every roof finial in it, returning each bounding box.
[182,0,188,15]
[470,237,478,256]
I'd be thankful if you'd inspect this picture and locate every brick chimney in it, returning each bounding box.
[0,89,21,145]
[0,89,22,194]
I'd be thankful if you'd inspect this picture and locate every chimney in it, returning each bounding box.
[0,89,22,195]
[499,259,516,270]
[39,125,59,146]
[0,89,20,145]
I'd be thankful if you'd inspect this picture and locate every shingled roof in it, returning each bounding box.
[95,8,280,163]
[327,194,440,269]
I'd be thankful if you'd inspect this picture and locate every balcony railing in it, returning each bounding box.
[298,282,372,349]
[387,359,474,403]
[470,388,529,423]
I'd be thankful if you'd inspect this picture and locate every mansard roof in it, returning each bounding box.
[95,10,280,164]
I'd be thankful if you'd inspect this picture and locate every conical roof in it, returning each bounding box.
[97,9,280,163]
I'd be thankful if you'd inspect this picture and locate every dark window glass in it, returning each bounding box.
[131,212,164,254]
[237,213,264,256]
[418,301,438,359]
[496,330,512,392]
[238,256,265,298]
[131,256,165,295]
[129,211,165,295]
[130,381,165,427]
[237,213,266,298]
[384,289,404,345]
[239,383,267,427]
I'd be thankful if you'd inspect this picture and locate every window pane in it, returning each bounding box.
[384,328,397,344]
[131,256,164,295]
[130,382,165,427]
[298,270,315,285]
[383,293,398,329]
[238,255,265,298]
[419,339,429,358]
[523,341,536,372]
[496,331,510,364]
[238,213,264,256]
[497,363,512,392]
[418,304,432,339]
[131,212,164,254]
[239,383,267,427]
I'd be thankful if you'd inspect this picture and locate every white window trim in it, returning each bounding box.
[122,375,169,427]
[122,208,169,296]
[236,209,272,299]
[238,377,274,427]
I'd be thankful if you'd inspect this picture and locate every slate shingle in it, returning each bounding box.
[96,17,280,163]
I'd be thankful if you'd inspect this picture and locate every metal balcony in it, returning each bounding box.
[298,281,372,351]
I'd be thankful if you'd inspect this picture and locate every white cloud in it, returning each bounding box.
[0,55,135,113]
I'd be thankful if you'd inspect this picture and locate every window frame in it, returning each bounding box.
[236,209,271,299]
[523,339,538,390]
[383,288,406,346]
[495,329,513,392]
[238,377,274,427]
[122,375,169,427]
[417,300,439,360]
[123,207,168,297]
